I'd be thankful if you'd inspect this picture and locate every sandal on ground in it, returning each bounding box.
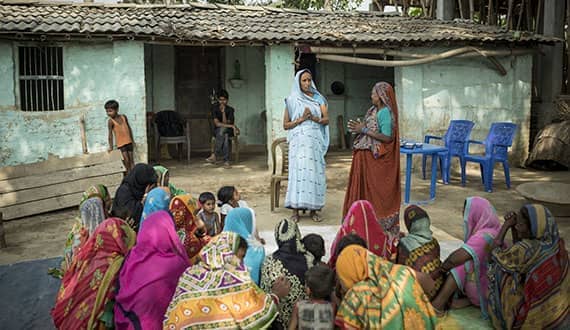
[290,214,300,223]
[311,213,323,223]
[205,156,216,163]
[223,161,231,169]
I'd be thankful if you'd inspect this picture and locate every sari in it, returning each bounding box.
[488,204,569,329]
[397,205,443,298]
[164,232,278,329]
[139,187,170,226]
[153,165,186,196]
[450,196,500,318]
[260,218,313,330]
[170,194,211,262]
[335,245,438,329]
[284,69,329,211]
[329,200,393,268]
[114,210,190,330]
[343,82,401,236]
[51,186,109,279]
[51,218,136,329]
[223,207,265,284]
[112,163,157,230]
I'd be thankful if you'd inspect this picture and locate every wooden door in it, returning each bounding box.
[175,46,221,150]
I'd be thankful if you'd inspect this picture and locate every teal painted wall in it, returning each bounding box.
[265,44,295,153]
[145,44,175,113]
[224,46,266,145]
[395,50,532,165]
[0,41,147,166]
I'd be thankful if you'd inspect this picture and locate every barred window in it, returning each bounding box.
[18,46,64,111]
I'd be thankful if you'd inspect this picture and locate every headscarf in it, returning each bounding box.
[285,69,330,153]
[51,218,136,329]
[163,232,278,329]
[329,200,391,268]
[112,163,157,227]
[79,198,106,235]
[353,82,399,159]
[169,194,210,261]
[114,210,190,330]
[223,208,265,284]
[400,205,433,252]
[154,165,186,196]
[336,245,370,291]
[80,184,109,207]
[153,165,169,187]
[140,187,170,225]
[272,218,312,284]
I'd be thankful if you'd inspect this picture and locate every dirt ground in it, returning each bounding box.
[1,150,569,265]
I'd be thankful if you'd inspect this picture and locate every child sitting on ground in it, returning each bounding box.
[106,100,135,174]
[217,185,248,227]
[302,233,326,266]
[197,192,221,236]
[289,264,335,330]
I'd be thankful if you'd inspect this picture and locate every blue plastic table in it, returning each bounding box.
[400,143,448,204]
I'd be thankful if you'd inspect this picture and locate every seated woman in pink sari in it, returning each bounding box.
[431,196,501,317]
[114,210,190,329]
[329,200,394,268]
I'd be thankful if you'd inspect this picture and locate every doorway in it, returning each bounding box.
[175,46,222,150]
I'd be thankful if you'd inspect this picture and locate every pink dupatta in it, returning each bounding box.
[450,196,500,318]
[114,210,190,329]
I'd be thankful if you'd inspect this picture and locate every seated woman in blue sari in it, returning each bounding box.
[282,69,329,223]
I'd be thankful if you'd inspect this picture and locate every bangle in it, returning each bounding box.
[270,293,280,304]
[361,127,369,134]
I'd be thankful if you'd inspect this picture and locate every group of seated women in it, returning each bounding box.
[49,164,568,329]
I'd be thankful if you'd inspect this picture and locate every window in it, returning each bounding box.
[18,46,64,111]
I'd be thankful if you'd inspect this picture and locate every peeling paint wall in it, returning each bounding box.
[395,50,532,166]
[264,44,295,164]
[0,41,147,167]
[224,46,266,146]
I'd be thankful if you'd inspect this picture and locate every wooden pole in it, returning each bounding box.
[517,0,525,30]
[525,0,533,31]
[469,0,475,20]
[0,212,7,248]
[487,0,493,25]
[79,115,88,154]
[535,0,543,33]
[458,0,464,19]
[506,0,514,29]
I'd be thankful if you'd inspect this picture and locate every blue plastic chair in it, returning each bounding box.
[422,120,475,184]
[462,122,517,192]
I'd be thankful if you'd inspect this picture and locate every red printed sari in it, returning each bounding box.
[169,194,211,263]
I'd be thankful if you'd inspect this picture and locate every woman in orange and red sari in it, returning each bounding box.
[51,218,136,329]
[487,204,569,329]
[169,194,211,262]
[329,200,395,268]
[343,82,401,237]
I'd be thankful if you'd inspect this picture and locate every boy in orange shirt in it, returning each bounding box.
[106,100,135,174]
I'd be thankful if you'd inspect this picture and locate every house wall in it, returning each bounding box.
[395,50,532,166]
[145,44,175,113]
[224,46,266,146]
[0,40,147,167]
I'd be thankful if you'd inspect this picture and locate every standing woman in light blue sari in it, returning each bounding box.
[283,69,330,223]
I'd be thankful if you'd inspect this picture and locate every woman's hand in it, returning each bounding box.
[302,107,312,120]
[347,119,365,133]
[271,276,291,299]
[503,211,517,228]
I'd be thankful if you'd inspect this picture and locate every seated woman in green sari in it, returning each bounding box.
[487,204,569,329]
[154,165,186,196]
[335,245,438,329]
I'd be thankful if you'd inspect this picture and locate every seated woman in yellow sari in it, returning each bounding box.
[335,245,438,329]
[164,232,290,329]
[487,204,569,329]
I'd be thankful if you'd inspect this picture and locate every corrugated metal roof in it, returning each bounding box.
[0,1,559,45]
